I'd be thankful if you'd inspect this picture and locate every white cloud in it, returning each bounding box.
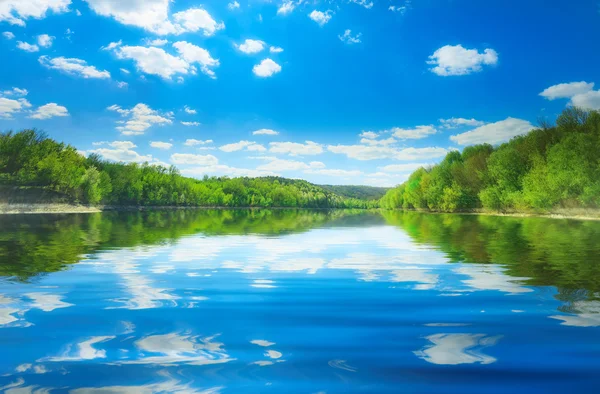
[539,81,600,110]
[257,158,324,172]
[83,1,224,36]
[228,1,240,11]
[2,87,28,97]
[182,164,276,178]
[2,31,15,39]
[143,38,168,47]
[237,39,265,54]
[360,131,378,139]
[115,46,185,80]
[37,34,54,48]
[392,125,437,140]
[184,105,196,114]
[360,137,396,146]
[427,45,498,76]
[170,153,219,166]
[269,46,283,53]
[339,29,361,44]
[172,7,225,36]
[181,121,200,126]
[150,141,172,150]
[89,147,156,164]
[309,10,332,26]
[270,141,323,156]
[101,39,122,51]
[0,97,31,119]
[253,58,281,77]
[349,0,373,9]
[253,128,279,136]
[389,5,408,14]
[108,141,136,150]
[328,144,448,161]
[539,81,594,100]
[120,68,130,74]
[277,1,297,15]
[29,103,69,119]
[173,41,219,78]
[440,118,485,129]
[450,118,533,145]
[108,103,173,135]
[0,0,71,26]
[76,9,81,16]
[117,43,219,80]
[184,139,212,146]
[220,140,265,153]
[570,90,600,110]
[16,41,39,52]
[116,81,128,88]
[39,56,111,79]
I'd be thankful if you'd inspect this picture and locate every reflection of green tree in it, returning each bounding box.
[382,211,600,296]
[0,209,374,281]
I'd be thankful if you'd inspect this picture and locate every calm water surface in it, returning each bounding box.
[1,210,599,393]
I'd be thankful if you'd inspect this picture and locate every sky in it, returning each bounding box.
[0,0,599,187]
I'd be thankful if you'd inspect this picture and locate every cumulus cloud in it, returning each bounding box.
[270,141,323,156]
[306,168,363,177]
[277,1,298,15]
[170,153,219,166]
[37,34,54,48]
[360,131,378,139]
[83,1,224,36]
[150,141,173,150]
[440,118,485,129]
[428,45,498,76]
[29,103,69,119]
[539,81,600,110]
[360,137,396,146]
[116,42,218,80]
[219,140,266,153]
[257,158,325,172]
[0,97,32,119]
[253,58,281,77]
[269,46,283,53]
[2,87,28,97]
[3,31,15,40]
[107,103,173,135]
[539,81,594,100]
[39,56,111,79]
[183,105,197,114]
[237,39,265,54]
[450,118,534,145]
[16,41,39,52]
[228,2,240,11]
[253,128,279,136]
[378,163,427,173]
[309,10,332,26]
[328,144,448,161]
[392,125,437,140]
[88,141,167,166]
[182,164,276,178]
[101,40,122,51]
[0,0,71,26]
[184,139,212,146]
[181,121,200,126]
[339,29,361,44]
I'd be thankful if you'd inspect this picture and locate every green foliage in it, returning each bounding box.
[319,185,389,200]
[380,107,600,212]
[0,130,378,209]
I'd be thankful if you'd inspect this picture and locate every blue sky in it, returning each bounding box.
[1,0,599,186]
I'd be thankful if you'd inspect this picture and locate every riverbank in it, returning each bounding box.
[2,202,600,221]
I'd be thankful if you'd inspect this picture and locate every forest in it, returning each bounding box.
[380,107,600,212]
[0,129,378,209]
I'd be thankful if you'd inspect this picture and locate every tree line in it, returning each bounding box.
[0,129,378,209]
[380,107,600,212]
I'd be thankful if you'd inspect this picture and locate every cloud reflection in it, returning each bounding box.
[414,333,502,365]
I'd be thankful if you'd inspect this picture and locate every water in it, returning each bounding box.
[1,210,599,393]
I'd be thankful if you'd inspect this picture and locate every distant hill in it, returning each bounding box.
[319,185,390,201]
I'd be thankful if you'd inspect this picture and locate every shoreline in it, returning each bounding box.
[1,203,600,221]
